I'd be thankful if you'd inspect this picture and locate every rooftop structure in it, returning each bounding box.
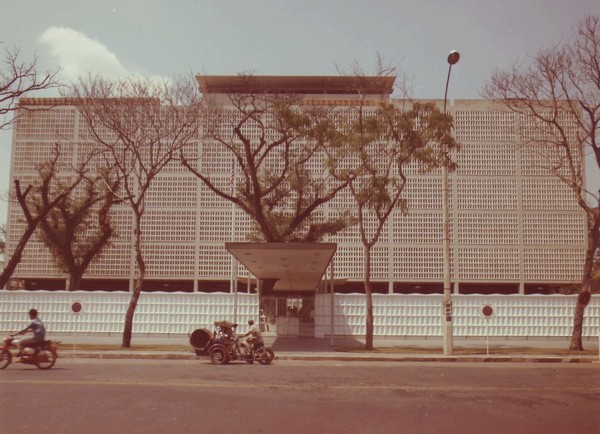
[197,75,396,95]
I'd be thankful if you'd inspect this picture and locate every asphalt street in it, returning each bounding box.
[1,359,599,434]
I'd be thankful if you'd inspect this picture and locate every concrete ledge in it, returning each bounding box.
[57,350,599,364]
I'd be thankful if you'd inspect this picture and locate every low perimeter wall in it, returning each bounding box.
[315,293,600,338]
[0,290,599,339]
[0,291,258,335]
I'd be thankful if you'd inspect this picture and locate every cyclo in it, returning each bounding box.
[190,320,274,365]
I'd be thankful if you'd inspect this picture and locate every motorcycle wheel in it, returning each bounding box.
[209,347,229,365]
[35,349,56,370]
[256,347,274,365]
[0,349,11,369]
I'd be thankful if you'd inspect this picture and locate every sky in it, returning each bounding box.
[1,0,600,226]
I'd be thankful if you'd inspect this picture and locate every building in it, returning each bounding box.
[4,76,586,299]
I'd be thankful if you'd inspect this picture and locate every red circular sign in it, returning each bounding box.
[482,305,494,317]
[71,301,82,314]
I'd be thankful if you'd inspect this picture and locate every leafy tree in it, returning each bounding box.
[68,75,202,347]
[0,144,89,288]
[346,99,456,349]
[35,168,121,291]
[1,47,60,129]
[181,74,356,243]
[482,15,600,350]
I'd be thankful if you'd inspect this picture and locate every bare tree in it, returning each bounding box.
[482,15,600,350]
[0,144,89,288]
[68,75,202,347]
[0,224,5,257]
[35,167,121,291]
[1,47,60,129]
[181,74,356,243]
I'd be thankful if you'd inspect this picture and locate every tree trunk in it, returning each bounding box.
[122,280,142,348]
[0,225,37,289]
[364,247,374,350]
[569,220,598,351]
[0,251,23,289]
[569,295,589,351]
[122,216,146,348]
[68,270,84,291]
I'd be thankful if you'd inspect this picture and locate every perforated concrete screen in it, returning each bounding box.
[5,92,586,294]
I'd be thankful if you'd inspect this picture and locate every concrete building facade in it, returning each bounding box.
[4,76,586,296]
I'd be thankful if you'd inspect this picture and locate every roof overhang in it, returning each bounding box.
[197,75,395,95]
[225,242,337,292]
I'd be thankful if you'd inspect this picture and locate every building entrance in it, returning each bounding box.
[225,242,337,338]
[259,297,315,337]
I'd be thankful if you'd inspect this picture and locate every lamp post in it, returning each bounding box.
[442,50,459,356]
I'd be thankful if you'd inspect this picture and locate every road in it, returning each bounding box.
[1,359,599,434]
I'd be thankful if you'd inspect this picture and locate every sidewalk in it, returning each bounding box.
[47,333,600,364]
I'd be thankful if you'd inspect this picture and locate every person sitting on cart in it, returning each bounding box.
[238,319,263,355]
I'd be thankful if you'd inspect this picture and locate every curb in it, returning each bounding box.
[276,355,597,363]
[58,351,599,364]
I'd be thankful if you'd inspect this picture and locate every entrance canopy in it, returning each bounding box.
[225,242,337,293]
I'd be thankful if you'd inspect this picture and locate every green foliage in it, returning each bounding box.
[186,77,458,245]
[188,89,359,243]
[347,100,457,245]
[246,210,357,243]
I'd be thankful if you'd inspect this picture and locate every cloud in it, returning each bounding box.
[37,27,141,82]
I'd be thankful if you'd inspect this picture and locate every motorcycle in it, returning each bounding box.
[0,336,58,370]
[190,320,275,365]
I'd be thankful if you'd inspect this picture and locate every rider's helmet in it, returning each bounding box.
[248,319,254,326]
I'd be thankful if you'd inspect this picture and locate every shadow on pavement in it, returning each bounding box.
[269,336,365,352]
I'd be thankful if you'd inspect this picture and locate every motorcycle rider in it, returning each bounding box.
[12,308,46,358]
[238,319,263,357]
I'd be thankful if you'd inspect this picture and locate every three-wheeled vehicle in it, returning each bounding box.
[190,320,275,365]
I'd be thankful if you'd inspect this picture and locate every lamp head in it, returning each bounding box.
[447,51,460,65]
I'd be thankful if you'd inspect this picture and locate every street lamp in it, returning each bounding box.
[444,51,460,111]
[442,50,459,356]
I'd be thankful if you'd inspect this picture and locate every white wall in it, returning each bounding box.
[315,293,600,338]
[0,291,258,335]
[1,290,598,339]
